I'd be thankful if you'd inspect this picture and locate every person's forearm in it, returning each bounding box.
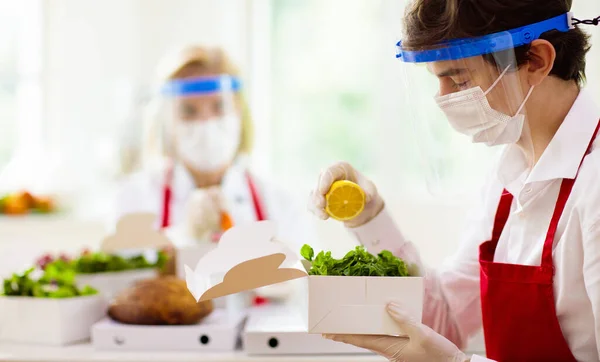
[422,267,469,348]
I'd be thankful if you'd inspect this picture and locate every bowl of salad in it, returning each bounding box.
[0,262,106,345]
[36,249,168,300]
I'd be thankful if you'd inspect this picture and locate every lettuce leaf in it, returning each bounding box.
[72,251,166,274]
[300,244,409,277]
[1,266,98,298]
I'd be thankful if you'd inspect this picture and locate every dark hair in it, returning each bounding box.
[402,0,592,85]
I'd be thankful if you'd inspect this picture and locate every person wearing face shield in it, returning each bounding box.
[114,46,316,303]
[309,1,600,361]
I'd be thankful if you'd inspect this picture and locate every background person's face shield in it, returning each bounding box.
[157,75,242,171]
[395,13,573,198]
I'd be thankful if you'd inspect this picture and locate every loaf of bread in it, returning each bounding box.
[108,276,213,325]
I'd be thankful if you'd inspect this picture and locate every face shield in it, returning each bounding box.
[158,75,242,172]
[395,13,573,197]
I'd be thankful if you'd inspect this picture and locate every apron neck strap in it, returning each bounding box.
[245,171,266,221]
[540,119,600,267]
[491,190,514,244]
[160,160,175,229]
[489,119,600,264]
[161,164,267,229]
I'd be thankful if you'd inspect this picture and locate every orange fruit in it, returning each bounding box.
[34,196,54,213]
[220,211,234,231]
[3,195,29,215]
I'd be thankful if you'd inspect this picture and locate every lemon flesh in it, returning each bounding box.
[325,180,366,221]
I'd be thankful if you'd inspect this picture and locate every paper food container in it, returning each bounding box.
[175,243,237,310]
[185,221,424,336]
[243,304,373,355]
[91,309,246,351]
[76,213,171,299]
[175,243,217,280]
[0,295,107,345]
[100,213,173,254]
[175,243,290,309]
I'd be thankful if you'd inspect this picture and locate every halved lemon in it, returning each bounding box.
[325,180,366,221]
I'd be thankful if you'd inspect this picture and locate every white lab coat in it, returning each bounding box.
[112,157,318,255]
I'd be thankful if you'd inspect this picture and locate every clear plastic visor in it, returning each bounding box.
[142,75,242,166]
[398,43,533,198]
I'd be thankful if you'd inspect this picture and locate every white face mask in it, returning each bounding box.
[434,65,534,146]
[174,114,241,171]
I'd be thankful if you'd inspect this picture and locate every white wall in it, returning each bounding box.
[40,0,251,218]
[574,1,600,98]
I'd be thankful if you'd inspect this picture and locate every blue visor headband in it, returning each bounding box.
[396,12,574,63]
[161,75,242,96]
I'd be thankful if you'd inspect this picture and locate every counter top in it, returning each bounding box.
[0,343,386,362]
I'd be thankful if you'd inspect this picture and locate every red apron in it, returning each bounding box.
[480,120,600,362]
[159,165,267,229]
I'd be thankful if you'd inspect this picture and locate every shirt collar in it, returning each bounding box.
[497,88,600,189]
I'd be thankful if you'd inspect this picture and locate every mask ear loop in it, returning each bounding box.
[483,63,534,118]
[514,85,535,117]
[483,64,512,96]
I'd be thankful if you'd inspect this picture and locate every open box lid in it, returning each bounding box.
[185,221,309,302]
[100,213,173,253]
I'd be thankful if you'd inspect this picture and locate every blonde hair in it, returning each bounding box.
[140,46,253,169]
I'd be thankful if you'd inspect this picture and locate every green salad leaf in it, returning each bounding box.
[42,259,76,284]
[300,244,314,262]
[1,267,98,298]
[300,244,409,277]
[1,248,169,298]
[72,250,166,274]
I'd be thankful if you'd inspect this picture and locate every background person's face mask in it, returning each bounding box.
[434,65,534,146]
[175,114,241,172]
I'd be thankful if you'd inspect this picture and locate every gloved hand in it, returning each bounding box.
[308,162,384,228]
[324,302,470,362]
[184,186,224,241]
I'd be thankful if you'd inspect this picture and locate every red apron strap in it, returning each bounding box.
[160,161,175,229]
[541,120,600,267]
[245,171,266,221]
[245,171,270,307]
[490,190,514,247]
[161,166,267,228]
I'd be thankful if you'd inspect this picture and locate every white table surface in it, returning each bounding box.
[0,342,386,362]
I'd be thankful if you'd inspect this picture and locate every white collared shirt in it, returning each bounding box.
[349,89,600,361]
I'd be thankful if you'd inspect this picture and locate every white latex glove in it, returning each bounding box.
[308,161,384,228]
[184,186,224,241]
[324,302,469,362]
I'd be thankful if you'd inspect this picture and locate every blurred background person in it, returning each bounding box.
[116,45,314,243]
[113,45,316,301]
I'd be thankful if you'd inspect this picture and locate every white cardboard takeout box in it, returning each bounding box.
[100,213,172,253]
[91,309,245,351]
[75,213,171,299]
[185,221,424,335]
[173,234,255,311]
[243,304,373,355]
[0,295,107,345]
